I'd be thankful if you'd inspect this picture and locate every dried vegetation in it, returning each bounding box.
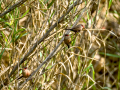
[0,0,120,90]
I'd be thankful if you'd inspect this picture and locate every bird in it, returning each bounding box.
[64,34,71,48]
[17,67,31,80]
[65,24,85,33]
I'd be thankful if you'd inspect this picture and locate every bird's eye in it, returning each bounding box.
[24,67,27,70]
[65,34,69,36]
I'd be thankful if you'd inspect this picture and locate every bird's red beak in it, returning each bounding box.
[82,25,84,28]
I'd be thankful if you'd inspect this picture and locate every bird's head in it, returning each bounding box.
[65,34,69,36]
[79,24,85,30]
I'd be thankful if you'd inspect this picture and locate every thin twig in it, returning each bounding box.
[0,0,27,17]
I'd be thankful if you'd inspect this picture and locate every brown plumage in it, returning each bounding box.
[65,24,84,33]
[64,34,71,48]
[17,67,31,80]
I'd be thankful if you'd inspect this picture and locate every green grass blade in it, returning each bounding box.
[0,48,5,60]
[108,0,112,9]
[47,0,55,8]
[99,52,120,58]
[21,9,30,18]
[83,64,92,73]
[102,87,111,90]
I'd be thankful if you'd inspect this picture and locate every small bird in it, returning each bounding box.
[65,24,85,33]
[64,34,71,48]
[17,67,31,80]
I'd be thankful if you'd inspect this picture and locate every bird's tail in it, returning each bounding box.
[67,44,70,48]
[17,76,23,80]
[65,29,73,30]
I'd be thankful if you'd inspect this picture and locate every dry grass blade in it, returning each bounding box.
[0,67,9,77]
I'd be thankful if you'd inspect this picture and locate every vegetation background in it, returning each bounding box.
[0,0,120,90]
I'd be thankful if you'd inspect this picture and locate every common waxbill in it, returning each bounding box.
[17,67,31,79]
[65,24,85,33]
[64,34,71,48]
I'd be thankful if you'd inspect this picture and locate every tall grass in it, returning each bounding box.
[0,0,119,90]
